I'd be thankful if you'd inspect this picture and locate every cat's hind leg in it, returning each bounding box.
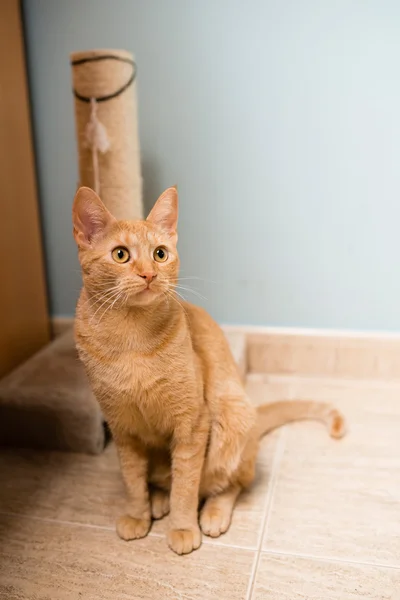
[199,485,241,538]
[150,487,170,520]
[148,449,171,520]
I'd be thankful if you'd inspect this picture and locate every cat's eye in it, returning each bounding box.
[153,246,168,263]
[112,247,130,264]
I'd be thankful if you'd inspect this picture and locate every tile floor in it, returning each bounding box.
[0,374,399,599]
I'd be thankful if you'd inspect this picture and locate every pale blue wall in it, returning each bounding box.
[23,0,400,329]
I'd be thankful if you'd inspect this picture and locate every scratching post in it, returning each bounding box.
[70,49,143,219]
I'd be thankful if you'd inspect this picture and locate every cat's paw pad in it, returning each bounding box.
[116,515,151,541]
[151,489,170,520]
[167,526,202,555]
[200,506,231,538]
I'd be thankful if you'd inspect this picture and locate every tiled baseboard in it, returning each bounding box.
[224,325,400,381]
[53,318,400,381]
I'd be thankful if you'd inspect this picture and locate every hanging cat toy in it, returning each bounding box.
[71,53,137,196]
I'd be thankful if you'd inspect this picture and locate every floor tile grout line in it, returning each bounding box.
[245,552,259,600]
[0,510,256,552]
[0,511,116,532]
[200,539,256,552]
[259,434,286,550]
[261,548,400,572]
[152,528,256,551]
[245,429,287,600]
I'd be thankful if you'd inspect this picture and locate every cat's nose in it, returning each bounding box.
[138,272,157,283]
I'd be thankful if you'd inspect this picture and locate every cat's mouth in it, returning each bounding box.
[124,280,168,306]
[138,280,159,292]
[134,284,161,302]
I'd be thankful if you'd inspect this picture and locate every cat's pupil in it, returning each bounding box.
[117,250,124,259]
[157,249,165,259]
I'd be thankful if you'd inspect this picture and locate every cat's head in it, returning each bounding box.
[72,186,179,308]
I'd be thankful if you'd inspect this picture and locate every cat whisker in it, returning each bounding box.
[83,286,121,310]
[122,291,130,307]
[89,285,120,300]
[164,285,185,301]
[167,283,208,302]
[96,290,125,325]
[89,288,123,324]
[80,284,120,305]
[173,285,208,302]
[89,295,121,325]
[163,290,188,316]
[177,275,218,285]
[174,289,186,303]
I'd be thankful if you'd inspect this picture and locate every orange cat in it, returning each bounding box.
[73,185,346,555]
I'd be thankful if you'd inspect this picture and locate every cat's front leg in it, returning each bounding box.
[167,413,208,555]
[115,435,151,541]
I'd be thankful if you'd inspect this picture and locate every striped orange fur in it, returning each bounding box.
[73,186,346,555]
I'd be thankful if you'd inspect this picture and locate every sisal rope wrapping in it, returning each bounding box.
[70,49,143,220]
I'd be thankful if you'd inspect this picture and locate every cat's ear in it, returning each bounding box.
[72,186,116,248]
[146,186,178,239]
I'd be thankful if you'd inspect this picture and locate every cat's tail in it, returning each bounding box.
[256,400,346,439]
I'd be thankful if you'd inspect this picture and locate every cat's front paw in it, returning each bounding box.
[167,525,202,555]
[116,515,151,541]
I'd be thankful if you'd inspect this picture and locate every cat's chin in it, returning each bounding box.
[129,288,162,307]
